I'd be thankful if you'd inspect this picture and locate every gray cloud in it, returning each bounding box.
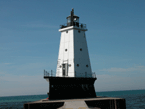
[21,23,58,28]
[0,74,49,97]
[95,74,145,92]
[99,66,145,72]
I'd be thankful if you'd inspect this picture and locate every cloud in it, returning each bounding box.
[4,63,12,65]
[0,72,4,74]
[94,66,145,92]
[0,61,56,96]
[0,74,44,83]
[1,63,145,96]
[99,66,145,73]
[22,23,58,28]
[95,74,145,92]
[0,47,9,50]
[0,74,49,97]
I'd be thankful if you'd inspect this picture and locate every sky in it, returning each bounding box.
[0,0,145,97]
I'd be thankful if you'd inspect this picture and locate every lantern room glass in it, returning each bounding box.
[67,17,79,23]
[67,17,71,23]
[73,17,79,23]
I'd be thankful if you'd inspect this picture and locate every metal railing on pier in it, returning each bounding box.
[44,70,54,77]
[44,70,96,78]
[92,72,96,78]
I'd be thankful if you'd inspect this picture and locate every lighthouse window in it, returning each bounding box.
[78,30,80,33]
[86,65,88,67]
[77,64,79,67]
[65,49,67,51]
[80,48,82,51]
[66,31,68,33]
[63,70,65,76]
[62,64,65,68]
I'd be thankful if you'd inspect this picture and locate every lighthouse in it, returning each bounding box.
[24,9,126,109]
[56,9,93,78]
[44,9,97,100]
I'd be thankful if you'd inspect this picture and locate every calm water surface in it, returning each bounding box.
[0,89,145,109]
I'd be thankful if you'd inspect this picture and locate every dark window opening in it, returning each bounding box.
[62,64,65,68]
[86,65,88,67]
[69,64,71,67]
[66,31,68,33]
[65,49,67,51]
[80,48,82,51]
[78,30,80,33]
[63,69,65,76]
[77,64,79,67]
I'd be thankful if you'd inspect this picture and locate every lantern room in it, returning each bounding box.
[66,9,79,26]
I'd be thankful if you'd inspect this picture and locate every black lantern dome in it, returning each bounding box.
[60,9,86,29]
[66,9,79,26]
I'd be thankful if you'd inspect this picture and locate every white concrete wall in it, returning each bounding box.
[56,26,92,77]
[56,27,75,77]
[73,29,92,77]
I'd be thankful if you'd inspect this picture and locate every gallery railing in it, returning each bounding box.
[44,70,96,78]
[60,22,87,29]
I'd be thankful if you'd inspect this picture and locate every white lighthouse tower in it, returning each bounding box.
[44,9,96,100]
[56,9,92,78]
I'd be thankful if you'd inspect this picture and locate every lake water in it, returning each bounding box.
[0,89,145,109]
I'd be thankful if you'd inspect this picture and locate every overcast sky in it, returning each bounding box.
[0,0,145,97]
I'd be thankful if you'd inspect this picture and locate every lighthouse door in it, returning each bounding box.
[62,63,68,76]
